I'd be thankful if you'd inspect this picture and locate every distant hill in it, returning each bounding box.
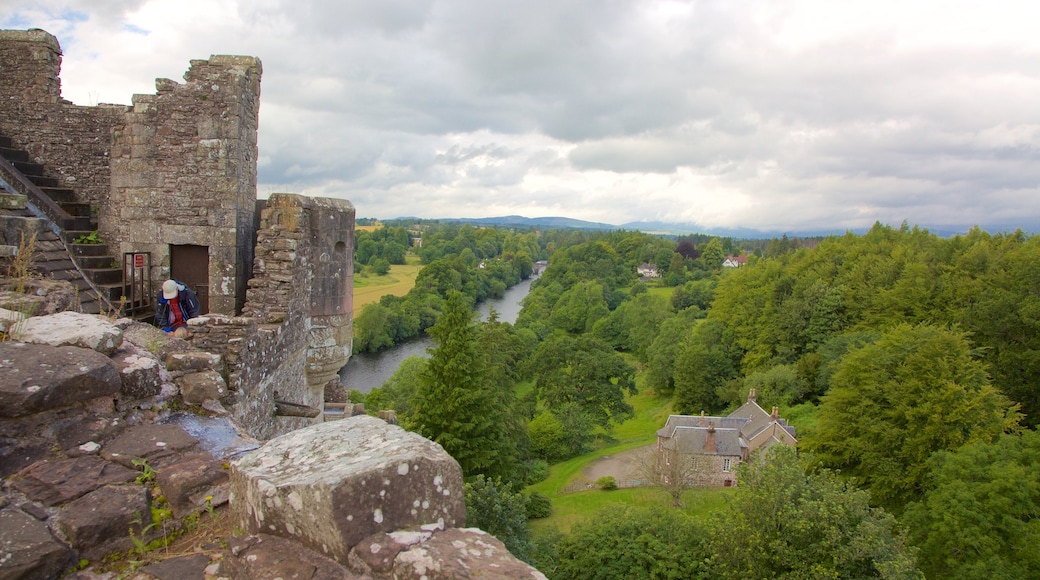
[383,215,1025,239]
[439,215,619,230]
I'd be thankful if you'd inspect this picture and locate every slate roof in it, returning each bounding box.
[657,389,798,456]
[661,426,744,457]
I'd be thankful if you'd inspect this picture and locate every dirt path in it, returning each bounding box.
[578,444,654,485]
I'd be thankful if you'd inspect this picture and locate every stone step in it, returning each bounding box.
[59,201,91,217]
[76,254,118,269]
[0,146,28,163]
[12,159,43,177]
[29,175,58,188]
[38,186,76,203]
[84,267,122,286]
[69,241,111,256]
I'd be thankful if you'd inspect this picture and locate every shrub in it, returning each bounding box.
[525,491,552,519]
[525,459,549,485]
[595,475,617,491]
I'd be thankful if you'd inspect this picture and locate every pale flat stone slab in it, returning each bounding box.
[15,311,123,355]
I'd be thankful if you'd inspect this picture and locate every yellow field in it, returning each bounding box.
[353,254,423,310]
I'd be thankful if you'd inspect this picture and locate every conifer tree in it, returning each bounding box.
[413,291,506,477]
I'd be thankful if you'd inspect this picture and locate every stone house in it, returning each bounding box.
[0,29,353,439]
[655,388,797,486]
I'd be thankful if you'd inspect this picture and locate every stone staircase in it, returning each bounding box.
[0,134,127,315]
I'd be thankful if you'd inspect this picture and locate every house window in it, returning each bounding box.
[723,458,732,472]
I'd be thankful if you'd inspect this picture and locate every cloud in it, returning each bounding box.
[3,0,1039,233]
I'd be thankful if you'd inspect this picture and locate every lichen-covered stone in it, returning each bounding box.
[177,370,227,404]
[165,351,222,373]
[0,342,120,418]
[111,344,163,399]
[15,311,123,355]
[391,528,547,580]
[230,415,465,563]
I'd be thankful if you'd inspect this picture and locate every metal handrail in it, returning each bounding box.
[0,152,75,229]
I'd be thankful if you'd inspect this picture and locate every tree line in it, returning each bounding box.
[355,222,1040,578]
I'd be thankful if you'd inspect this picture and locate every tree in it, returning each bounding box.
[903,430,1040,579]
[673,318,742,414]
[533,334,637,433]
[362,355,426,427]
[635,445,713,507]
[644,309,701,396]
[709,446,922,579]
[740,364,807,408]
[699,237,725,270]
[370,257,391,275]
[464,475,532,563]
[806,324,1020,512]
[352,303,393,352]
[412,291,511,477]
[554,505,709,580]
[528,410,567,461]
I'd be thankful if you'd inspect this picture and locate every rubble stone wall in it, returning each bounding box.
[106,55,262,315]
[0,30,124,213]
[188,193,353,440]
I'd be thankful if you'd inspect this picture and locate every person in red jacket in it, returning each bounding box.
[155,279,200,338]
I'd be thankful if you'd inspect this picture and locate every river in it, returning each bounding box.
[338,276,536,393]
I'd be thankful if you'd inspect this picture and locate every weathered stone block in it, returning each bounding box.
[165,351,222,373]
[0,342,121,418]
[177,370,227,404]
[156,454,229,518]
[0,191,27,209]
[111,345,163,399]
[223,534,350,579]
[10,456,137,506]
[56,484,150,554]
[229,416,465,563]
[0,509,75,580]
[101,423,202,470]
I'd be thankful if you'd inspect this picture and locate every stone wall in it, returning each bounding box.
[106,55,262,315]
[188,193,353,440]
[0,30,124,213]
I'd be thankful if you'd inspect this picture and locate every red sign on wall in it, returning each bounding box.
[133,254,145,269]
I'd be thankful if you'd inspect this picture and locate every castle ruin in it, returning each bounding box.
[0,29,353,438]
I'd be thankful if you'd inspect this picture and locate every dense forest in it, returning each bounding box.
[352,221,1040,579]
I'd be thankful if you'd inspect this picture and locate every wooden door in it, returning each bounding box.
[170,244,209,314]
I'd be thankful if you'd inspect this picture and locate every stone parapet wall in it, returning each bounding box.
[0,30,125,213]
[185,193,353,440]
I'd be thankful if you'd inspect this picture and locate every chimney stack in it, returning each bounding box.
[748,388,757,403]
[704,422,717,453]
[771,406,779,421]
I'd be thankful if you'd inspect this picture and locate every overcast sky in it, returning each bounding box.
[3,0,1038,234]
